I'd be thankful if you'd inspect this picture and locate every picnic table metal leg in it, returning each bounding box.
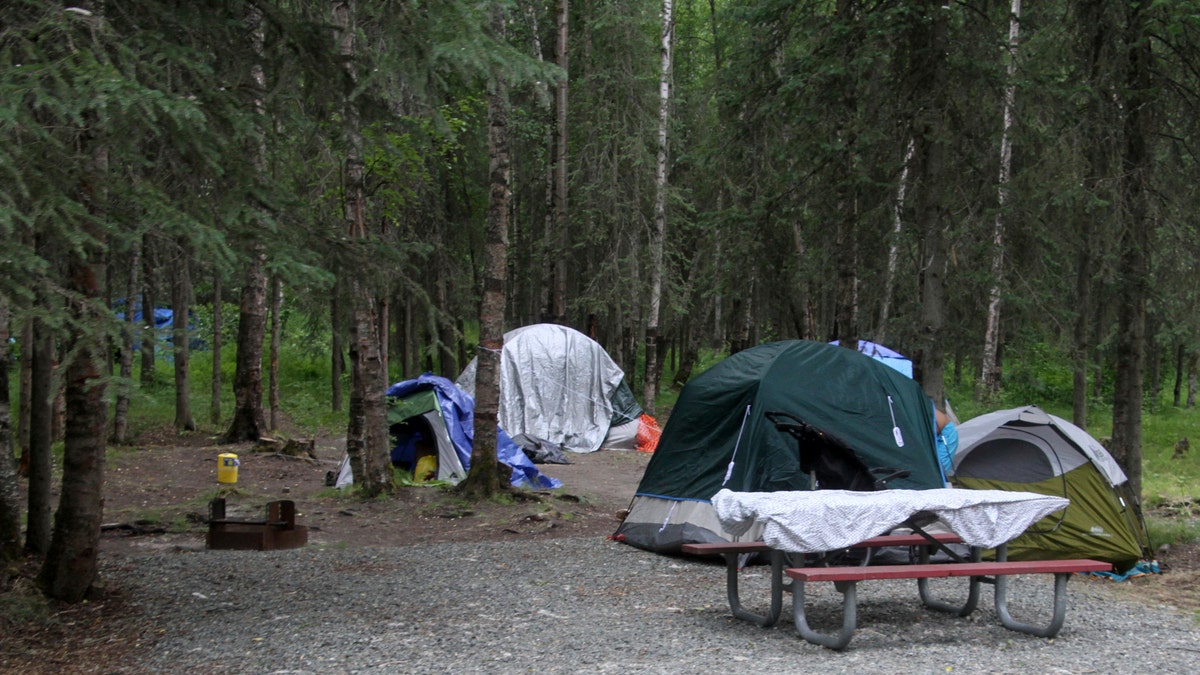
[992,545,1073,638]
[725,549,784,627]
[993,571,1073,638]
[916,544,982,616]
[791,578,858,650]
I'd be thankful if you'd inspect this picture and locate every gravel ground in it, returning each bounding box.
[103,537,1198,674]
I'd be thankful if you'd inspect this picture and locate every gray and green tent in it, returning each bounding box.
[952,405,1152,570]
[615,340,945,553]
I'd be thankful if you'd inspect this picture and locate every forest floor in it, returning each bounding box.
[96,424,652,554]
[1,424,1198,673]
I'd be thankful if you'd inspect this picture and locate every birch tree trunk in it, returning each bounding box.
[877,138,914,344]
[643,0,674,416]
[978,0,1022,403]
[551,0,569,324]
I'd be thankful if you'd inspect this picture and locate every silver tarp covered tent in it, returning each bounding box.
[456,323,641,453]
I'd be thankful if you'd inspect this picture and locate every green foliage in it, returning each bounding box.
[990,342,1080,407]
[114,334,343,439]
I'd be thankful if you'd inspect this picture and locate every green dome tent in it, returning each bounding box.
[952,405,1152,571]
[615,340,944,553]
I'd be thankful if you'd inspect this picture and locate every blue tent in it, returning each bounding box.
[385,374,561,489]
[829,339,913,378]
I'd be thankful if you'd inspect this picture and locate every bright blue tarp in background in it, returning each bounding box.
[829,339,913,378]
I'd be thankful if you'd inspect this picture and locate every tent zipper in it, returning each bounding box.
[887,395,905,447]
[723,404,753,485]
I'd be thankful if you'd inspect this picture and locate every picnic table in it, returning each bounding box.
[681,488,1111,649]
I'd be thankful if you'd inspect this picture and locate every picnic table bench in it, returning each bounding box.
[681,531,965,628]
[785,550,1111,649]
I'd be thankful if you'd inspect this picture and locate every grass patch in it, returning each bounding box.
[310,486,352,500]
[0,576,54,629]
[1145,515,1200,549]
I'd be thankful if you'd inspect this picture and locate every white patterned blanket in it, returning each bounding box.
[711,488,1068,553]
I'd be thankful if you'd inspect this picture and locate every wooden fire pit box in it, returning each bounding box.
[206,498,309,551]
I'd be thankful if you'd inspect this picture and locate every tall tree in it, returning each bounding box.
[551,0,569,324]
[39,189,109,601]
[17,316,32,477]
[334,0,391,495]
[210,272,223,426]
[269,276,282,432]
[1108,0,1156,502]
[25,304,54,555]
[172,241,196,432]
[39,4,111,599]
[221,4,272,443]
[0,297,20,562]
[644,0,675,416]
[460,4,513,500]
[877,139,914,342]
[223,250,269,441]
[908,1,953,408]
[330,288,344,412]
[830,0,865,348]
[139,235,157,386]
[978,0,1023,403]
[111,241,138,443]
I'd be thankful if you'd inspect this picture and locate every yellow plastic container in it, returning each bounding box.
[413,454,438,482]
[217,453,239,484]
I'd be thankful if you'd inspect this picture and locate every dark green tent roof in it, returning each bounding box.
[635,340,943,501]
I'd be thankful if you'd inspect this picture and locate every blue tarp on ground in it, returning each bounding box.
[386,374,561,489]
